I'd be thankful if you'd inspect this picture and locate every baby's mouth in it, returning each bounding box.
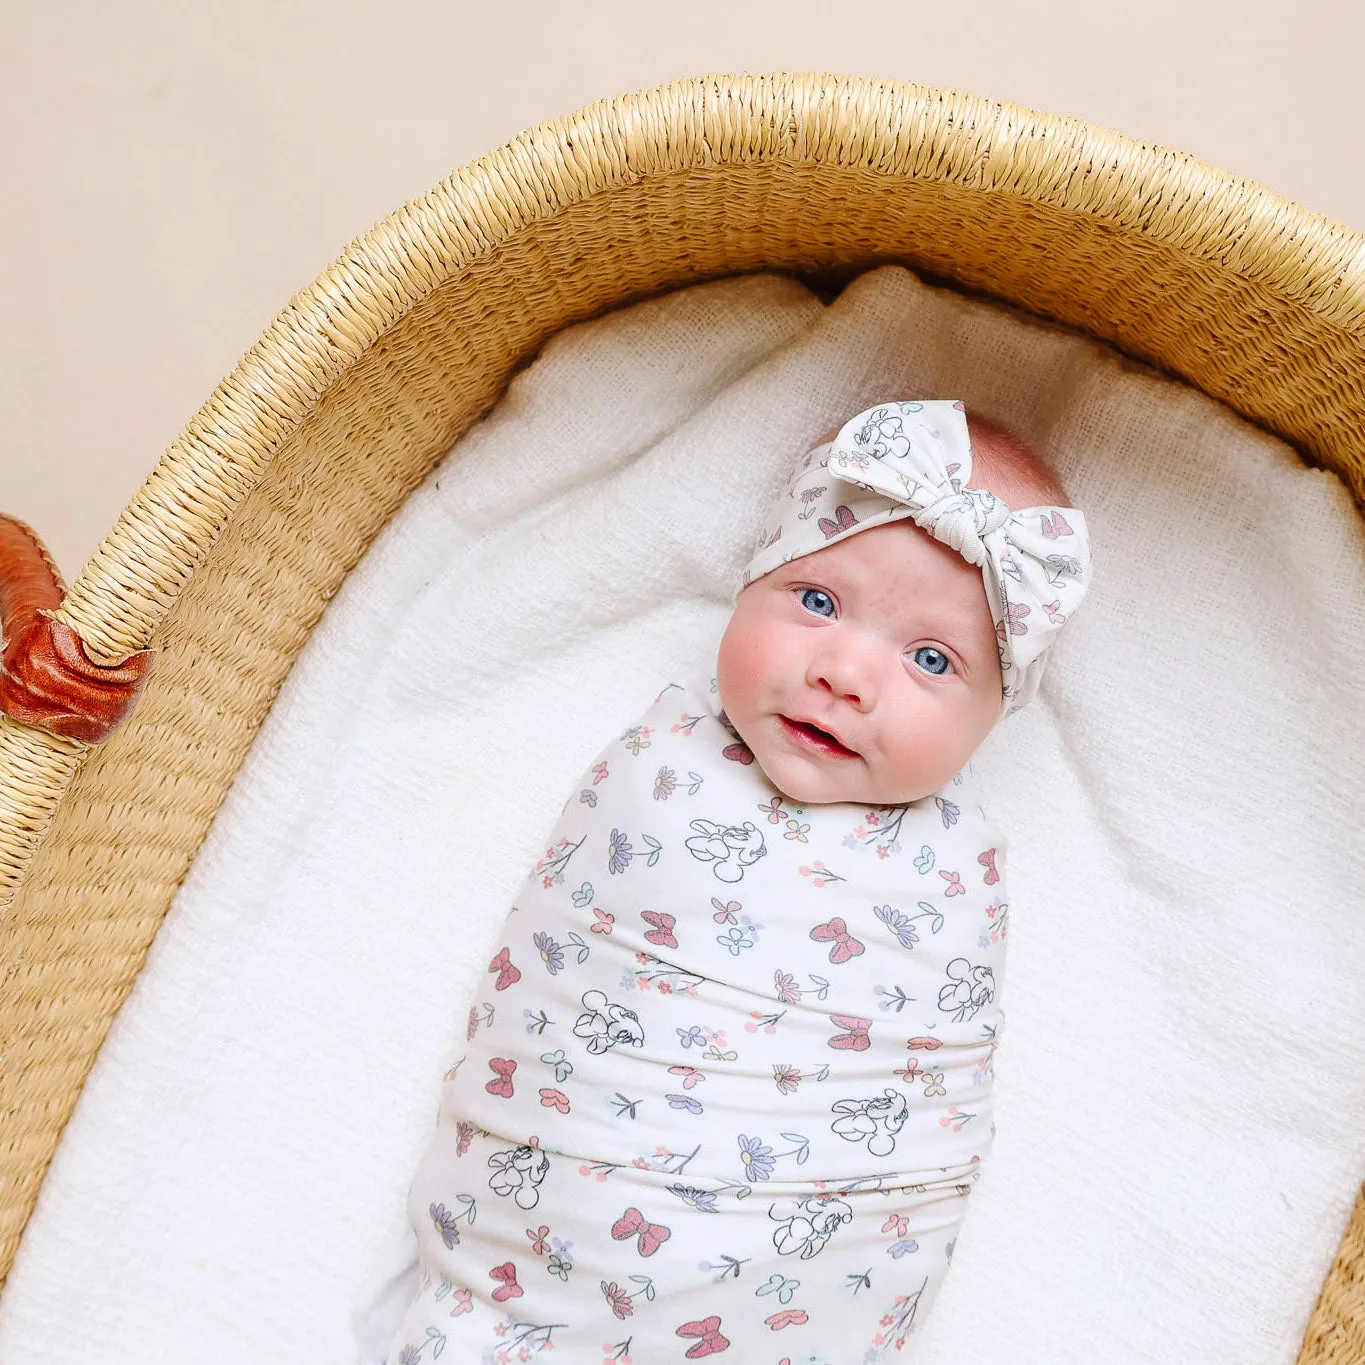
[779,715,859,759]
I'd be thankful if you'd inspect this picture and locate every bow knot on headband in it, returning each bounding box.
[911,486,1010,566]
[738,400,1094,716]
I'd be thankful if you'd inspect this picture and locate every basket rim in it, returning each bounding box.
[52,71,1365,667]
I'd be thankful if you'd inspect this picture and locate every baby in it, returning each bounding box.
[386,400,1092,1364]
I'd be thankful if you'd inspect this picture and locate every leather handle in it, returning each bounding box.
[0,515,155,744]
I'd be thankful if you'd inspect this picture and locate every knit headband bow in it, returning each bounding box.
[738,401,1093,715]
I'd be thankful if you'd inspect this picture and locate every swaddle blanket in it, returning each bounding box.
[388,663,1006,1362]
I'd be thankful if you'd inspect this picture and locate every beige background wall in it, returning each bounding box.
[4,0,1361,580]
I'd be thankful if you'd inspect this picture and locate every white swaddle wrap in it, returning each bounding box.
[387,660,1009,1362]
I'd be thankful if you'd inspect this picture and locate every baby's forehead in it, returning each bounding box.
[795,527,984,605]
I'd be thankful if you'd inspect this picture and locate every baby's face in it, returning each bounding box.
[717,522,1004,806]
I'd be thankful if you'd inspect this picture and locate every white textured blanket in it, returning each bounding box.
[1,267,1362,1365]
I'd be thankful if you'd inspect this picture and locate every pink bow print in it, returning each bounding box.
[484,1056,516,1098]
[817,504,858,540]
[828,1014,872,1051]
[1039,509,1074,540]
[978,847,1000,885]
[810,916,865,965]
[611,1206,672,1257]
[641,910,678,949]
[996,601,1031,638]
[488,1261,523,1302]
[906,1036,943,1051]
[676,1315,731,1357]
[487,946,521,991]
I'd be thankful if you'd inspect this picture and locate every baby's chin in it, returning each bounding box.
[751,745,933,808]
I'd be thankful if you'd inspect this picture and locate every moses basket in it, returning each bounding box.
[0,74,1361,1360]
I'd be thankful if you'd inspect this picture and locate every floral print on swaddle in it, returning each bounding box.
[388,661,1010,1364]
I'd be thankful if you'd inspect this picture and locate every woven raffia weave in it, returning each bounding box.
[0,74,1361,1359]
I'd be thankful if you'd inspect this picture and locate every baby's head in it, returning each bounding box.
[717,402,1090,807]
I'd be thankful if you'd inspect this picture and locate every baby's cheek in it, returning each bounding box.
[882,727,957,800]
[716,616,772,720]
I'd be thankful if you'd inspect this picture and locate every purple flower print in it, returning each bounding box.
[666,1093,703,1114]
[427,1194,477,1247]
[533,932,565,975]
[607,828,634,875]
[936,798,961,829]
[429,1202,460,1249]
[1046,553,1082,592]
[738,1134,776,1182]
[399,1347,421,1365]
[667,1184,719,1213]
[874,904,919,949]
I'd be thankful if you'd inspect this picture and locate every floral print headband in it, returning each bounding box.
[739,401,1093,715]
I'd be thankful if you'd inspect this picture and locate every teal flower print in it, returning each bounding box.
[717,926,754,955]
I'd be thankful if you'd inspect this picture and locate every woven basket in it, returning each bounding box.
[0,73,1361,1359]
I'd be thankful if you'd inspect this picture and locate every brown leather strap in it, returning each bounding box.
[0,516,154,744]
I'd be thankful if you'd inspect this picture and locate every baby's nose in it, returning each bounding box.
[809,649,876,708]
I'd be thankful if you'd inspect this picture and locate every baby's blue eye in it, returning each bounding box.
[912,646,955,676]
[800,588,836,617]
